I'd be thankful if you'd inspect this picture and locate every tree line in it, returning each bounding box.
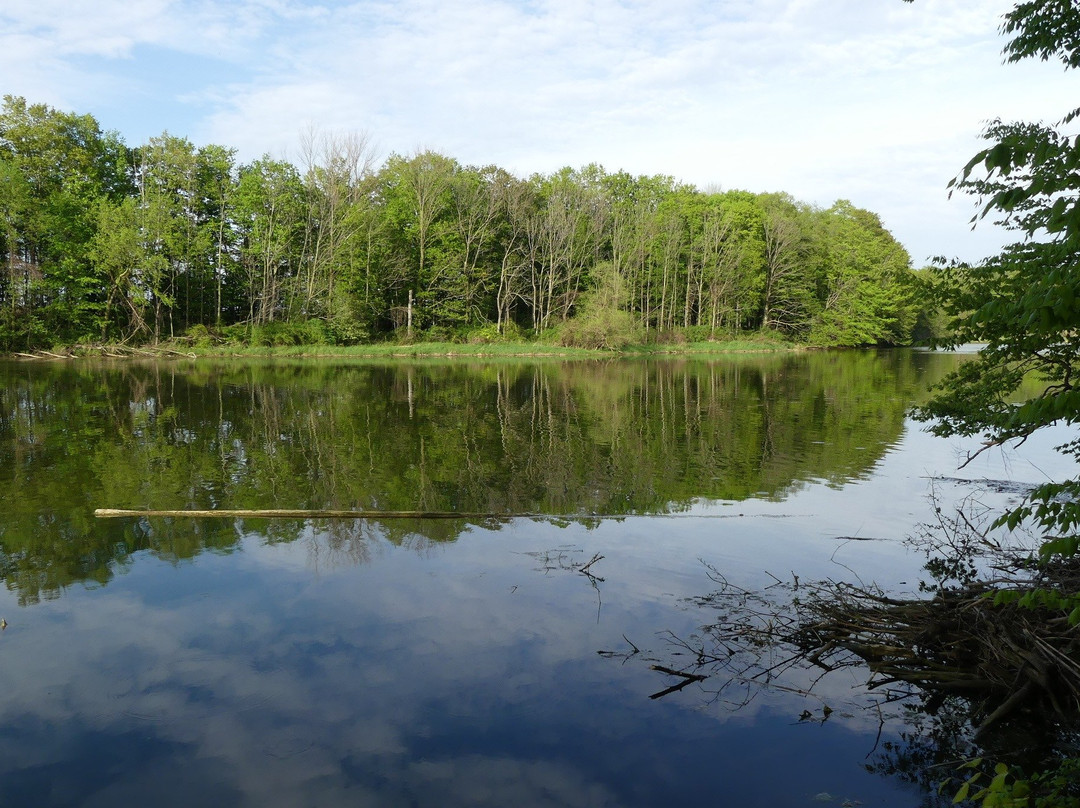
[0,95,923,352]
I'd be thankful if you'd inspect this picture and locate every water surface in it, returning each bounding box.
[0,351,1067,807]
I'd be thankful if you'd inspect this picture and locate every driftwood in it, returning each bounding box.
[95,508,536,520]
[14,350,68,360]
[94,508,790,521]
[10,344,196,361]
[649,665,708,700]
[676,560,1080,736]
[786,577,1080,736]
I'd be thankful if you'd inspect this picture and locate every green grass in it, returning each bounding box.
[13,333,804,361]
[184,336,798,359]
[188,341,600,358]
[618,337,795,355]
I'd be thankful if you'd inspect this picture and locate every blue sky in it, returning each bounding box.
[1,0,1074,263]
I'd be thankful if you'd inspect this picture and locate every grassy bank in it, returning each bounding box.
[9,335,801,361]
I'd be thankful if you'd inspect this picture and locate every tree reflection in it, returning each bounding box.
[0,351,960,603]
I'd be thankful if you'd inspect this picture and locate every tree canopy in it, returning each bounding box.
[0,96,921,351]
[917,1,1080,567]
[910,2,1080,802]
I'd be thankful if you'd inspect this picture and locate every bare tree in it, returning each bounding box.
[298,127,376,321]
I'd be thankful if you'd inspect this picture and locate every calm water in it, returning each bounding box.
[0,351,1072,807]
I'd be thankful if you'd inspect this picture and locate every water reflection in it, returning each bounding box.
[0,521,924,808]
[0,352,963,605]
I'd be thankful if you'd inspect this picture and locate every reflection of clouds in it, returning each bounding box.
[0,516,921,805]
[0,532,647,805]
[399,755,619,808]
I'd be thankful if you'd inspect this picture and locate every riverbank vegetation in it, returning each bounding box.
[0,96,926,355]
[9,332,794,361]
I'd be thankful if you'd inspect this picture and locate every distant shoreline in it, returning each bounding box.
[6,337,810,362]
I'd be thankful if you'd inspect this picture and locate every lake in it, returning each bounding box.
[0,351,1072,807]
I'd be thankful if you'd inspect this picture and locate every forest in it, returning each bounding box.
[0,95,924,353]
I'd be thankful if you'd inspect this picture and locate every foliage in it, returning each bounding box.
[916,2,1080,566]
[553,261,644,349]
[0,96,921,351]
[808,200,916,346]
[948,757,1080,808]
[908,2,1080,804]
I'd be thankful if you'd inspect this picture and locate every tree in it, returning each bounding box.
[132,133,204,340]
[88,197,146,338]
[234,157,304,326]
[918,3,1080,566]
[297,128,375,329]
[377,150,457,336]
[810,200,914,346]
[910,3,1080,802]
[759,193,816,334]
[0,156,33,344]
[195,144,238,327]
[0,95,130,346]
[448,165,503,326]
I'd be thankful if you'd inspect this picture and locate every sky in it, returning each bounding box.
[1,0,1074,264]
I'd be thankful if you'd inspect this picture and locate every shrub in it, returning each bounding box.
[182,324,215,348]
[555,308,642,350]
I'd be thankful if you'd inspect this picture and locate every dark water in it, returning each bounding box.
[0,351,1066,807]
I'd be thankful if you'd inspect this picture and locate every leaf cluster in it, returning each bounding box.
[917,2,1080,565]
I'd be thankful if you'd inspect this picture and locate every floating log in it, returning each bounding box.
[94,508,775,520]
[94,508,533,520]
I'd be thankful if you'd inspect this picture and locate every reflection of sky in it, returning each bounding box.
[1,410,1075,806]
[0,517,923,807]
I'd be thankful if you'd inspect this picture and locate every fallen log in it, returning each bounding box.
[94,508,534,520]
[93,508,795,521]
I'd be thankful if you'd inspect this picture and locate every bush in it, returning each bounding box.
[554,308,643,350]
[656,329,689,345]
[326,317,368,345]
[327,298,371,345]
[182,324,216,348]
[467,324,502,344]
[465,323,531,344]
[419,325,456,343]
[218,319,333,347]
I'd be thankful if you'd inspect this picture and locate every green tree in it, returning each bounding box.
[919,3,1080,559]
[376,151,457,335]
[0,155,33,344]
[448,165,503,326]
[195,144,239,326]
[88,197,145,338]
[0,95,131,347]
[914,2,1080,803]
[297,129,375,330]
[809,200,914,346]
[525,166,607,333]
[758,192,817,335]
[234,157,305,327]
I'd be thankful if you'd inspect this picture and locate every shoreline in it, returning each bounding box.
[6,337,812,362]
